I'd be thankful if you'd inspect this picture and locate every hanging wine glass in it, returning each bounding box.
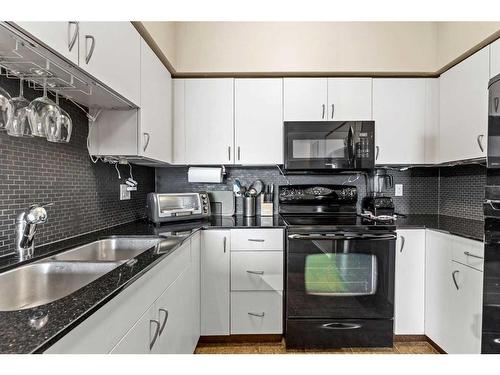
[55,92,72,143]
[0,86,13,131]
[28,78,61,137]
[6,77,33,137]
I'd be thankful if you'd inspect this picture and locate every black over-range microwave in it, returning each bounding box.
[283,121,375,172]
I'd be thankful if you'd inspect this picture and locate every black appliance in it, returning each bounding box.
[483,73,500,353]
[283,121,375,172]
[279,184,396,349]
[362,196,395,217]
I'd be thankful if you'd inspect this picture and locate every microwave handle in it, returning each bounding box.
[347,126,354,165]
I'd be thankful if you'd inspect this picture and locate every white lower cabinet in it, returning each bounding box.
[201,230,231,335]
[46,239,197,354]
[425,230,484,354]
[231,291,283,334]
[394,229,426,335]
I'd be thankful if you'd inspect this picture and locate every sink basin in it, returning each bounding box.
[51,238,163,262]
[0,261,121,311]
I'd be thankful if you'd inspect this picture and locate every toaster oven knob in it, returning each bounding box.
[203,207,208,213]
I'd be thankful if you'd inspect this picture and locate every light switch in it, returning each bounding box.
[395,184,403,197]
[120,184,131,200]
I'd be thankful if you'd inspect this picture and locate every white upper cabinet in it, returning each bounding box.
[78,22,141,105]
[490,39,500,79]
[373,78,430,165]
[138,40,172,163]
[395,230,426,335]
[14,22,79,65]
[439,46,489,163]
[88,40,172,164]
[327,78,372,120]
[234,79,283,165]
[284,78,328,121]
[284,78,371,121]
[183,79,234,165]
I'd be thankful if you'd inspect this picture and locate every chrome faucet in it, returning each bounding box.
[15,203,53,260]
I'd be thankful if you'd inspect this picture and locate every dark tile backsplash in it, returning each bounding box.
[156,164,486,220]
[0,75,154,257]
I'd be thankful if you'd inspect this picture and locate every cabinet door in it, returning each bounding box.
[173,79,186,164]
[152,269,194,354]
[15,22,79,65]
[283,78,328,121]
[234,79,283,165]
[425,230,454,350]
[184,79,234,164]
[395,230,425,335]
[79,22,140,105]
[139,40,172,163]
[327,78,372,120]
[439,47,489,162]
[446,262,484,354]
[189,231,201,348]
[201,230,230,335]
[110,303,156,354]
[373,79,427,165]
[490,39,500,79]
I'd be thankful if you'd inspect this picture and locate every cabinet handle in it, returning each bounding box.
[149,319,161,350]
[321,104,325,119]
[452,270,460,290]
[375,146,380,161]
[84,35,96,64]
[399,235,405,253]
[68,22,78,52]
[228,146,231,161]
[248,238,265,242]
[494,97,499,113]
[464,251,483,260]
[158,308,169,335]
[223,236,227,253]
[248,312,265,318]
[477,135,485,152]
[143,132,150,151]
[331,104,335,119]
[246,270,264,275]
[237,146,241,161]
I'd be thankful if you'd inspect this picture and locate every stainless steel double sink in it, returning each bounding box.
[0,236,183,311]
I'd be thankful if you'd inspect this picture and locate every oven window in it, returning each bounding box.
[304,253,378,296]
[292,139,346,158]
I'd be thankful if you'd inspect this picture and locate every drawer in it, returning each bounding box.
[231,252,283,291]
[230,291,283,334]
[450,235,484,271]
[230,229,283,251]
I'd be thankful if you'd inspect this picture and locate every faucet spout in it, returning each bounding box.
[15,204,52,260]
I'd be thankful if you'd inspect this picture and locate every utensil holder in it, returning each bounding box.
[243,196,256,217]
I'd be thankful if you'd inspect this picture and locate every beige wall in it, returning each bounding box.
[138,21,500,75]
[173,22,438,74]
[436,22,500,69]
[140,21,177,68]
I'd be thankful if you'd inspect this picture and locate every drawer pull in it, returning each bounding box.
[158,308,169,336]
[246,270,264,275]
[321,322,362,330]
[149,319,161,350]
[248,312,265,318]
[464,251,483,260]
[248,239,265,242]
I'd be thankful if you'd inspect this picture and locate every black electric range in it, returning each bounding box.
[279,184,396,349]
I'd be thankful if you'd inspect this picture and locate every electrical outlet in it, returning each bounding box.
[395,184,403,197]
[120,184,131,200]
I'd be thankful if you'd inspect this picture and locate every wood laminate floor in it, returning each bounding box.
[195,340,440,354]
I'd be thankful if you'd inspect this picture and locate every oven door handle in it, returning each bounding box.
[288,233,396,240]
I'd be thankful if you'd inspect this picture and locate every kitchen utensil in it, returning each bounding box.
[54,93,72,143]
[0,86,12,131]
[28,78,61,137]
[248,180,264,197]
[233,179,242,197]
[6,78,32,137]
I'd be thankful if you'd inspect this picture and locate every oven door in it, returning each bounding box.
[286,231,395,319]
[284,121,374,171]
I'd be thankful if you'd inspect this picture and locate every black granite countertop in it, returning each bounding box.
[395,214,484,242]
[0,215,285,354]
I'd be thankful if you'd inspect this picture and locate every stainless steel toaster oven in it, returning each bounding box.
[146,192,211,223]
